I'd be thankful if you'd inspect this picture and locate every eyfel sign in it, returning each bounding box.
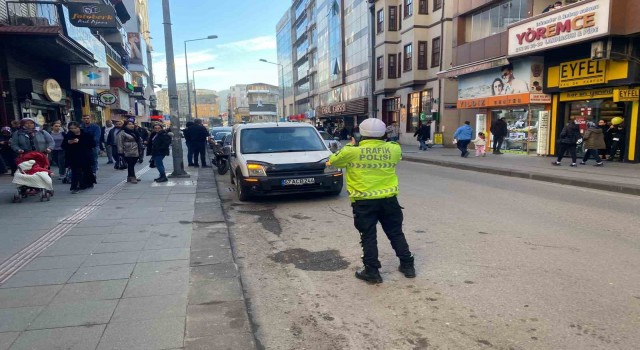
[508,0,610,56]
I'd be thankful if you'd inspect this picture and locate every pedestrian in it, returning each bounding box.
[608,123,626,162]
[101,120,115,164]
[117,121,143,183]
[10,118,54,155]
[80,115,101,173]
[413,122,431,150]
[0,127,16,175]
[182,121,195,166]
[386,121,400,142]
[453,121,473,157]
[147,123,172,182]
[328,118,415,284]
[49,121,66,180]
[188,119,210,167]
[490,117,508,154]
[107,120,124,169]
[62,122,96,193]
[580,122,605,166]
[473,132,487,157]
[135,124,149,164]
[552,121,581,166]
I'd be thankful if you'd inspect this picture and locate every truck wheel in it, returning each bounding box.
[235,171,250,202]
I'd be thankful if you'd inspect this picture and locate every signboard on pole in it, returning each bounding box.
[67,3,118,28]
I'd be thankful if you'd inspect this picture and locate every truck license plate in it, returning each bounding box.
[282,178,315,186]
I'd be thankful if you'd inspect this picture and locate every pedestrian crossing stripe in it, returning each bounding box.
[347,186,399,198]
[346,162,396,169]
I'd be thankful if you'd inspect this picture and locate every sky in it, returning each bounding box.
[148,0,291,93]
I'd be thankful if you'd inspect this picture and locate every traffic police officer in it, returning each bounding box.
[328,118,415,284]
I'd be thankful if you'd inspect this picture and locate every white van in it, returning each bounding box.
[229,122,343,201]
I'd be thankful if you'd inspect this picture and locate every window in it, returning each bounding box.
[404,0,413,18]
[388,54,397,78]
[418,41,427,69]
[467,0,529,42]
[397,53,402,78]
[403,44,412,72]
[388,6,397,31]
[376,56,384,80]
[419,0,428,14]
[376,9,384,34]
[433,0,442,11]
[431,37,440,68]
[406,92,420,132]
[398,5,402,30]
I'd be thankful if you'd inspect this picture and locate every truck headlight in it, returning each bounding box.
[247,163,267,177]
[322,158,339,173]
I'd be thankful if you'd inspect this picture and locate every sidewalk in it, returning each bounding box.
[0,151,255,349]
[400,145,640,196]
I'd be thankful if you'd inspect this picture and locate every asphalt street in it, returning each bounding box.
[218,161,640,350]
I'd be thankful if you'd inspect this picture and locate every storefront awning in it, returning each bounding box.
[0,29,96,65]
[438,57,510,79]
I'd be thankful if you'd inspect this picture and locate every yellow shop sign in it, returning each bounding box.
[614,88,640,102]
[559,59,606,88]
[559,88,614,101]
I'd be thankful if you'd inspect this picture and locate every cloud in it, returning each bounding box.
[218,36,277,52]
[152,49,218,86]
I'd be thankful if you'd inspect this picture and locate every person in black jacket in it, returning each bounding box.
[182,121,195,166]
[106,120,124,169]
[552,121,581,167]
[188,119,210,167]
[490,117,508,154]
[62,122,96,193]
[147,124,172,182]
[413,123,431,151]
[608,124,626,162]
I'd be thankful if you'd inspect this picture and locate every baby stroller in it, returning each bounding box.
[11,151,54,203]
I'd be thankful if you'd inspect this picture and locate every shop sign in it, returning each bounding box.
[457,93,530,109]
[507,0,611,56]
[613,88,639,102]
[43,79,62,102]
[529,93,552,104]
[458,58,544,102]
[536,111,551,155]
[74,66,110,89]
[559,58,606,87]
[62,7,108,68]
[559,87,614,101]
[90,95,106,107]
[316,98,367,117]
[98,91,117,105]
[67,3,117,28]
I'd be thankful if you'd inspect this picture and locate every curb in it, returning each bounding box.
[402,155,640,197]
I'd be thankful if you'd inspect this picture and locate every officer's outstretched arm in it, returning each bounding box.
[328,144,357,168]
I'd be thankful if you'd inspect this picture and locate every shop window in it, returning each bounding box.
[388,54,397,79]
[406,92,420,133]
[420,90,433,118]
[431,37,440,68]
[418,41,428,70]
[467,0,529,42]
[389,6,397,31]
[377,9,384,34]
[404,44,412,72]
[419,0,428,14]
[404,0,413,18]
[376,56,384,80]
[434,0,442,11]
[383,98,400,125]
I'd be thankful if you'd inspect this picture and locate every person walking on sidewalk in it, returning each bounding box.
[386,121,400,142]
[182,121,195,166]
[147,123,172,183]
[0,127,16,175]
[11,118,54,155]
[552,121,581,167]
[608,123,626,162]
[453,121,473,157]
[490,117,508,154]
[328,118,415,284]
[49,121,66,180]
[472,132,487,157]
[189,119,210,167]
[580,122,605,166]
[117,121,143,184]
[80,115,101,174]
[101,120,115,164]
[413,123,431,151]
[62,122,96,193]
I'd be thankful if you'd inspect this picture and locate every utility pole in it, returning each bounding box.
[368,0,376,119]
[162,0,188,177]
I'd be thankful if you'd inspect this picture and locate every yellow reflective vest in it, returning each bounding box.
[329,139,401,202]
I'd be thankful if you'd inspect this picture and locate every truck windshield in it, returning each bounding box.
[240,127,327,154]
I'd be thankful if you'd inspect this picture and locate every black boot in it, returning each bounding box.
[398,256,416,278]
[155,173,168,182]
[355,266,383,284]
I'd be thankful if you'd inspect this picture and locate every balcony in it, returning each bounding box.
[1,1,61,28]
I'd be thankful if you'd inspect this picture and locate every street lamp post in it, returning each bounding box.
[184,35,217,122]
[192,67,215,119]
[259,59,285,121]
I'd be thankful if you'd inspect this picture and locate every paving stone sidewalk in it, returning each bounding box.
[0,150,255,350]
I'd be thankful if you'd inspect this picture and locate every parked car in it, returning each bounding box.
[209,127,232,149]
[229,122,343,201]
[318,131,342,153]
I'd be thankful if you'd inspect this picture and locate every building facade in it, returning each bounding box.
[373,0,457,145]
[444,0,639,161]
[277,0,372,130]
[247,83,280,123]
[228,84,249,123]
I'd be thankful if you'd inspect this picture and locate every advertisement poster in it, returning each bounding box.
[458,58,544,100]
[537,111,550,155]
[127,32,143,65]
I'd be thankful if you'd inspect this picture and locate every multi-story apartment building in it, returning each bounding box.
[277,0,372,130]
[373,0,456,144]
[193,89,219,120]
[247,83,280,123]
[445,0,639,161]
[228,84,250,123]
